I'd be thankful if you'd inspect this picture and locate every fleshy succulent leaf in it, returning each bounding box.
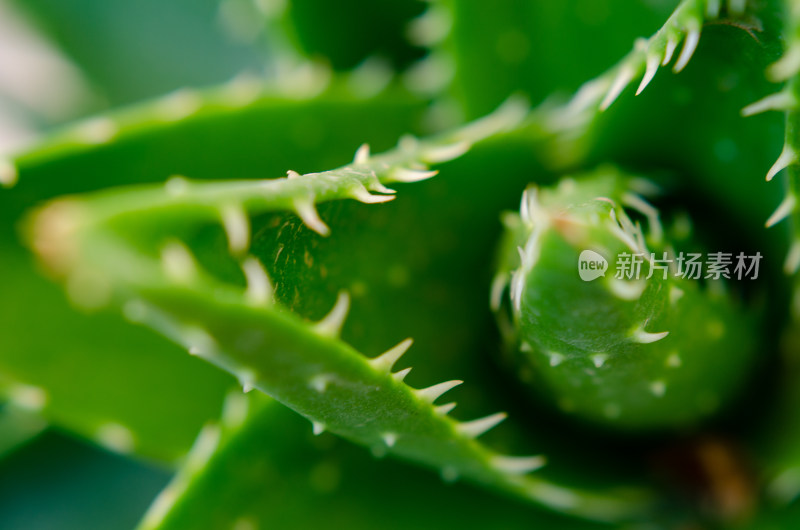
[493,168,760,429]
[0,79,430,462]
[6,0,800,527]
[137,392,609,530]
[24,104,658,521]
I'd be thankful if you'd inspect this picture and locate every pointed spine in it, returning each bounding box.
[221,204,250,254]
[600,66,635,111]
[392,367,413,382]
[369,338,413,373]
[353,143,370,164]
[391,167,439,183]
[767,144,798,182]
[636,54,660,96]
[416,380,463,403]
[632,328,669,344]
[435,402,457,415]
[161,240,198,284]
[293,197,330,236]
[457,412,507,438]
[349,182,396,204]
[241,256,272,306]
[491,455,547,475]
[313,292,350,338]
[766,193,797,228]
[741,91,796,117]
[673,26,700,73]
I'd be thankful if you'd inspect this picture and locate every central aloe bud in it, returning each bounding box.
[493,169,759,430]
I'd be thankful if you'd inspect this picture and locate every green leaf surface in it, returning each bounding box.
[0,81,430,462]
[494,169,761,430]
[138,393,608,530]
[443,0,677,118]
[25,107,657,521]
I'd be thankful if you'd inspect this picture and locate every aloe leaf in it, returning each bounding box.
[137,392,607,530]
[446,0,785,243]
[451,0,783,263]
[0,81,429,462]
[10,8,776,516]
[587,2,786,235]
[24,104,657,521]
[742,0,800,276]
[744,0,800,509]
[442,0,732,118]
[0,217,231,463]
[493,168,760,429]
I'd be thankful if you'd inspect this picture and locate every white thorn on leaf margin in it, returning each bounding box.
[293,198,330,236]
[422,141,471,164]
[96,423,135,454]
[392,167,438,183]
[161,240,198,283]
[673,27,700,73]
[591,354,609,368]
[353,143,370,164]
[662,36,678,66]
[741,91,796,117]
[548,352,565,367]
[350,183,395,204]
[314,291,350,338]
[416,380,462,403]
[9,384,48,411]
[491,454,547,475]
[435,402,457,415]
[239,370,257,393]
[392,367,413,382]
[309,374,332,393]
[636,53,660,95]
[650,380,667,397]
[600,65,634,111]
[632,326,669,344]
[381,432,398,448]
[767,145,798,182]
[766,194,797,228]
[457,412,507,438]
[784,239,800,275]
[369,338,413,373]
[185,326,216,357]
[242,257,273,306]
[222,204,250,254]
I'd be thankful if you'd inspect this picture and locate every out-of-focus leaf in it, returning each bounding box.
[443,0,676,118]
[11,0,264,106]
[1,82,430,462]
[0,431,170,530]
[139,393,608,530]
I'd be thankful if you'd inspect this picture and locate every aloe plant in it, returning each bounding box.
[2,0,800,528]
